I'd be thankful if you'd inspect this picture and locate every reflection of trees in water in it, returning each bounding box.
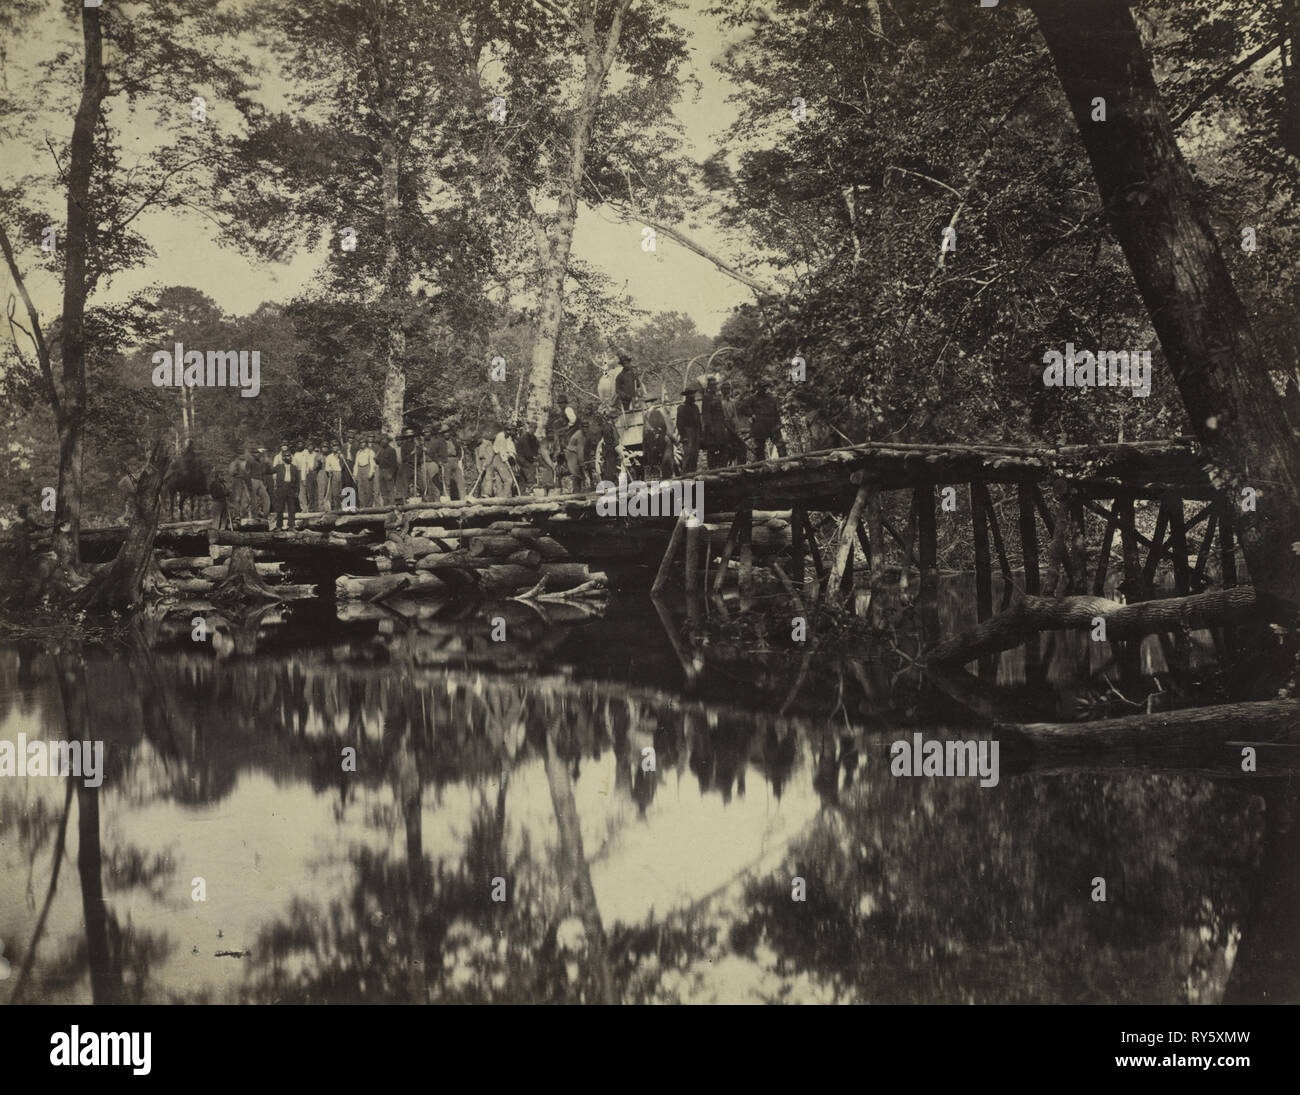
[5,633,1290,1004]
[5,650,175,1005]
[66,642,838,814]
[730,770,1270,1003]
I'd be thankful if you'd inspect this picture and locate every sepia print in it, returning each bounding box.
[0,0,1297,1023]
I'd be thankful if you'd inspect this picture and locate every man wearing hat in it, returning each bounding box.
[270,443,302,531]
[614,351,643,413]
[746,379,785,461]
[228,445,254,520]
[676,384,701,474]
[435,425,464,500]
[251,446,273,519]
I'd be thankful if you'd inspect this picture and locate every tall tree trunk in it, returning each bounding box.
[380,126,407,436]
[78,440,170,610]
[542,725,617,1005]
[1222,784,1300,1003]
[1028,0,1300,603]
[54,5,109,569]
[56,655,123,1004]
[1281,0,1300,157]
[523,0,634,436]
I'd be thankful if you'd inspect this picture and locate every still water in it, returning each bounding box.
[0,583,1291,1004]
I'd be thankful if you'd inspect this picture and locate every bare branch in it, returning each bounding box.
[605,200,774,295]
[0,221,58,412]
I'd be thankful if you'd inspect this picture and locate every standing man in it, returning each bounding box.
[564,414,586,492]
[720,380,745,466]
[596,413,620,484]
[677,385,701,474]
[271,444,301,531]
[375,434,399,506]
[341,430,359,499]
[614,352,643,412]
[352,434,377,507]
[396,430,417,501]
[746,380,786,461]
[322,444,342,510]
[209,468,231,530]
[474,430,494,486]
[293,440,316,512]
[701,376,727,469]
[253,447,274,520]
[515,422,540,493]
[228,448,253,521]
[422,429,443,499]
[489,425,518,497]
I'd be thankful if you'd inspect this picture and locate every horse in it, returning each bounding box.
[162,442,214,521]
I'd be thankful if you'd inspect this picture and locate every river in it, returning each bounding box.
[0,579,1291,1004]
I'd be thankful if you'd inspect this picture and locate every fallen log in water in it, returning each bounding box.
[335,561,606,599]
[214,529,372,550]
[926,587,1288,666]
[159,555,215,574]
[468,535,526,558]
[200,562,285,581]
[996,699,1300,756]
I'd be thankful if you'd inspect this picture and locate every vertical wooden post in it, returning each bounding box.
[1164,494,1191,595]
[865,489,886,623]
[1216,494,1239,681]
[1015,482,1041,677]
[1068,496,1086,595]
[973,483,1014,609]
[830,483,870,604]
[1091,502,1119,595]
[1017,483,1040,595]
[1115,493,1143,685]
[838,537,856,600]
[791,506,806,585]
[971,482,992,623]
[1042,485,1073,598]
[905,490,918,584]
[917,484,939,644]
[652,510,688,594]
[685,519,701,596]
[738,508,754,604]
[1219,497,1237,588]
[1142,501,1169,593]
[803,511,825,580]
[1116,494,1143,600]
[1192,511,1218,591]
[711,510,744,593]
[971,482,996,681]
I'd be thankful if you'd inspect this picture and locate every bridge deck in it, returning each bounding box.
[51,437,1209,549]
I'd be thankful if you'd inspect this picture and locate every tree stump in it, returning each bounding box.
[213,547,281,602]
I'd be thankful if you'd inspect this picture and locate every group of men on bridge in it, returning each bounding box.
[125,361,791,531]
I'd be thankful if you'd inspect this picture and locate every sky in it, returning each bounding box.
[2,1,755,341]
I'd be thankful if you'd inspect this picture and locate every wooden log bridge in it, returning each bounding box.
[35,437,1238,608]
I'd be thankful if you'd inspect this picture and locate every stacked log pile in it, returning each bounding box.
[153,550,317,599]
[337,520,612,600]
[331,513,794,600]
